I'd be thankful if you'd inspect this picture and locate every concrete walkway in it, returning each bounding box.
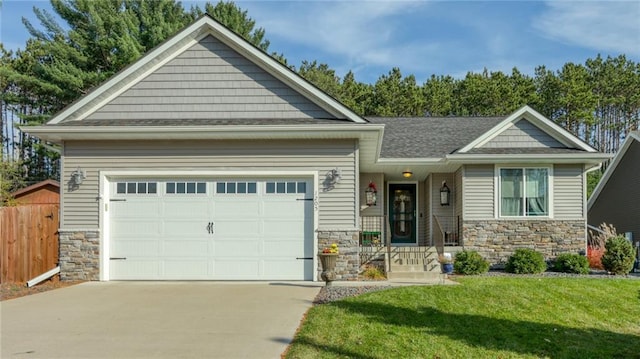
[1,281,321,359]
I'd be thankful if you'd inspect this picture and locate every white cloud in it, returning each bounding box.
[243,1,431,70]
[534,1,640,57]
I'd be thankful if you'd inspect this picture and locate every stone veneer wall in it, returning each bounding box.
[317,230,359,280]
[463,220,586,267]
[59,230,100,281]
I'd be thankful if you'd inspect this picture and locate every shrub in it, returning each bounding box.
[505,249,547,274]
[601,236,635,275]
[587,245,605,269]
[361,265,386,280]
[454,250,490,275]
[553,253,589,274]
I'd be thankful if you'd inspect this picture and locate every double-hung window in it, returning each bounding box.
[499,167,549,217]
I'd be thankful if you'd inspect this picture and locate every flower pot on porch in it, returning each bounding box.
[441,262,454,274]
[319,253,338,286]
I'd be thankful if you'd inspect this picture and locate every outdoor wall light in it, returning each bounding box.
[365,181,378,206]
[402,171,413,178]
[69,167,86,191]
[440,181,451,206]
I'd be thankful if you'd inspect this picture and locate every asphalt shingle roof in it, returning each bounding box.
[366,116,505,158]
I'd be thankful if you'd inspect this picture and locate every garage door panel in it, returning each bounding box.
[111,200,161,218]
[263,201,305,218]
[213,200,261,218]
[111,219,162,237]
[163,241,210,257]
[263,259,305,279]
[163,199,210,218]
[263,240,303,256]
[214,220,261,237]
[214,240,260,256]
[263,220,304,236]
[163,220,210,237]
[111,240,161,257]
[111,260,161,279]
[164,260,209,278]
[214,259,259,278]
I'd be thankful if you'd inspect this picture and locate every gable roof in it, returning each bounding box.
[587,131,640,210]
[45,14,366,125]
[457,106,597,153]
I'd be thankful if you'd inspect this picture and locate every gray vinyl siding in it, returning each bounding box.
[418,180,426,245]
[61,139,357,229]
[553,164,584,219]
[86,35,336,121]
[481,119,564,148]
[431,173,455,242]
[455,167,463,238]
[463,165,495,219]
[589,140,640,241]
[424,175,431,245]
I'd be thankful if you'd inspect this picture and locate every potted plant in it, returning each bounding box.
[319,243,339,286]
[439,253,454,274]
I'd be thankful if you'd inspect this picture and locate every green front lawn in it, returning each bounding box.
[286,277,640,358]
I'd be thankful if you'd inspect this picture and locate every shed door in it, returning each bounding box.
[108,179,314,280]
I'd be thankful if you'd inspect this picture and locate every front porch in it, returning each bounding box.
[359,215,463,279]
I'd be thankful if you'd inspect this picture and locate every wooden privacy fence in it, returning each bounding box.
[0,204,59,283]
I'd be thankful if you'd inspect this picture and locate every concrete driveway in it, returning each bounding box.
[1,281,321,359]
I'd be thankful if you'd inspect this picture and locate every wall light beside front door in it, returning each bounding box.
[440,181,451,206]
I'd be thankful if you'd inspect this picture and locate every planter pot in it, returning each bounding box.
[319,253,338,286]
[441,263,454,274]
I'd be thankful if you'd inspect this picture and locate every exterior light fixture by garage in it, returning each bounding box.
[440,181,451,206]
[68,167,86,191]
[365,181,378,206]
[402,171,413,178]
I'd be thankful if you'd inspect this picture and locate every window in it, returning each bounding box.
[116,182,157,194]
[265,181,307,194]
[166,181,206,194]
[499,168,549,217]
[217,181,257,194]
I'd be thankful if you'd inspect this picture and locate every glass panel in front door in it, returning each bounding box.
[389,184,416,244]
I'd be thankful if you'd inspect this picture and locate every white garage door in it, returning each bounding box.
[108,178,314,280]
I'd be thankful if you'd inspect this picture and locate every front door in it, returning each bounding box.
[388,183,417,244]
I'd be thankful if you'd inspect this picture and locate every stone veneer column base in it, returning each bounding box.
[462,220,586,267]
[58,230,100,281]
[317,230,359,281]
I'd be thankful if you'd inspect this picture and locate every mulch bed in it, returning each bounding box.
[0,276,85,301]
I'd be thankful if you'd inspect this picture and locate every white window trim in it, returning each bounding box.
[494,165,554,219]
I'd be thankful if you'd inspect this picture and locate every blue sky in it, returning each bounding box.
[1,0,639,84]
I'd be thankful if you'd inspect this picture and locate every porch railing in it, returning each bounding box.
[433,215,461,247]
[359,215,388,270]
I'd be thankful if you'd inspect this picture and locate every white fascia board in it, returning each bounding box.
[458,105,597,153]
[587,133,639,210]
[22,124,384,143]
[377,157,444,164]
[447,152,612,164]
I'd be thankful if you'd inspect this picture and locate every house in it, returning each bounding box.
[25,15,609,281]
[588,131,639,247]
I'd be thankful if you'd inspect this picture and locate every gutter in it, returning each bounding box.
[26,266,61,288]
